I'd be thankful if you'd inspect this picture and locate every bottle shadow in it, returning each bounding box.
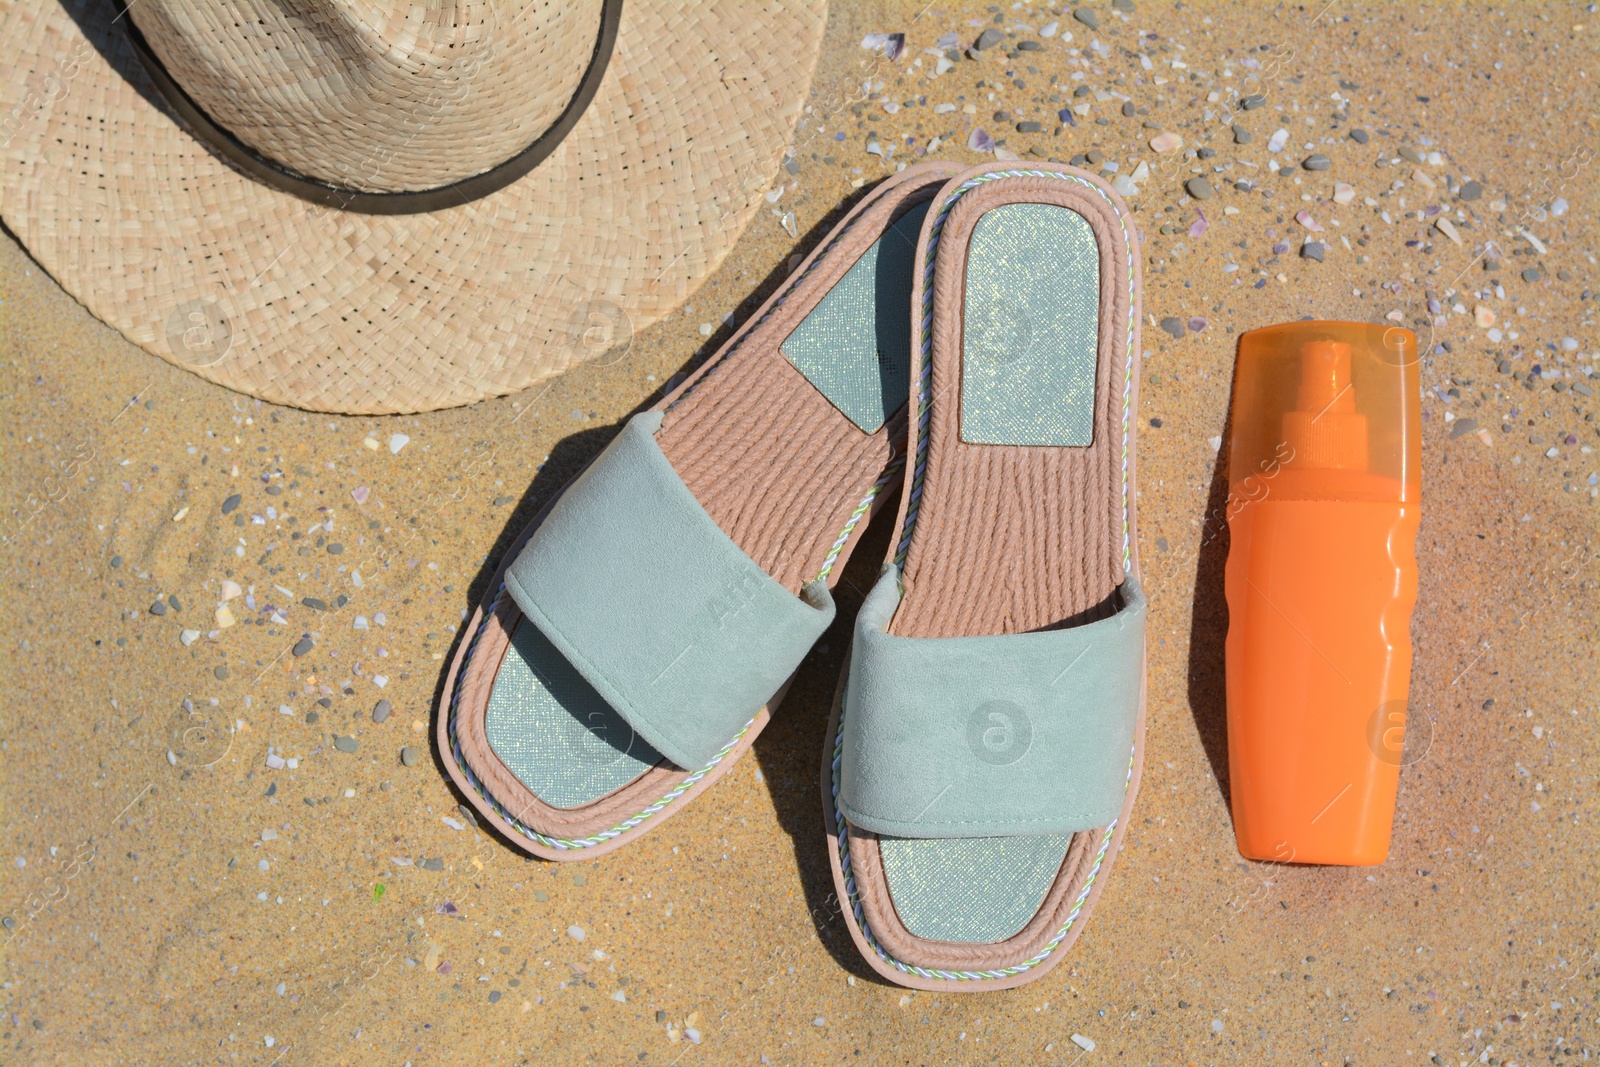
[1186,377,1238,813]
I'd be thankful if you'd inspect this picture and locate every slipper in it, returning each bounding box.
[822,163,1145,991]
[439,160,962,861]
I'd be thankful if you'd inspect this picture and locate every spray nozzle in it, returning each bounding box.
[1281,340,1369,470]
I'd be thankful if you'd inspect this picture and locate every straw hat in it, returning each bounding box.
[1,1,828,413]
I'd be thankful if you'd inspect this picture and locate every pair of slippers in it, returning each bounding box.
[438,161,1146,992]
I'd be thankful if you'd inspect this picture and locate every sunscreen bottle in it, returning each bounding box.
[1224,321,1420,865]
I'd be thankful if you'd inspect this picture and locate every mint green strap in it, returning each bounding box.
[504,412,835,770]
[837,567,1145,838]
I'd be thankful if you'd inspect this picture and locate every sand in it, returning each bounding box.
[1,2,1596,1064]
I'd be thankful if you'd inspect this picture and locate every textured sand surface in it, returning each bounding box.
[1,3,1596,1064]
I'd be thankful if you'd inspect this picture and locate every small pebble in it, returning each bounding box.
[1449,418,1479,440]
[1349,128,1370,144]
[301,597,328,611]
[1301,242,1326,262]
[291,635,314,657]
[389,433,410,454]
[168,594,182,612]
[1016,120,1042,133]
[975,27,1004,50]
[568,925,586,942]
[1231,124,1251,144]
[1072,7,1098,30]
[488,991,501,1004]
[1458,179,1482,200]
[1159,317,1186,340]
[1302,153,1331,171]
[214,665,229,680]
[333,735,359,754]
[1398,145,1423,164]
[400,746,420,767]
[1185,177,1214,200]
[373,699,392,724]
[1521,267,1541,283]
[149,600,167,616]
[221,493,242,515]
[1240,94,1265,110]
[110,555,122,568]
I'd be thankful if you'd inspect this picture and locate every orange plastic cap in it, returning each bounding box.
[1230,321,1420,502]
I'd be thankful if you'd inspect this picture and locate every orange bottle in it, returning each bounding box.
[1224,321,1421,865]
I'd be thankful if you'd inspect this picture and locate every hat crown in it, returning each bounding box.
[129,0,606,192]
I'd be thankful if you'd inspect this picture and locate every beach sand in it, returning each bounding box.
[1,2,1596,1064]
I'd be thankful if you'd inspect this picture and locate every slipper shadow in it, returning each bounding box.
[749,488,900,984]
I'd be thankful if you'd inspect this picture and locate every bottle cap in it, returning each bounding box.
[1230,321,1420,503]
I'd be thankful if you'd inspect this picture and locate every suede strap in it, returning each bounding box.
[505,412,835,770]
[838,567,1144,838]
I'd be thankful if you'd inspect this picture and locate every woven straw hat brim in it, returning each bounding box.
[1,1,827,414]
